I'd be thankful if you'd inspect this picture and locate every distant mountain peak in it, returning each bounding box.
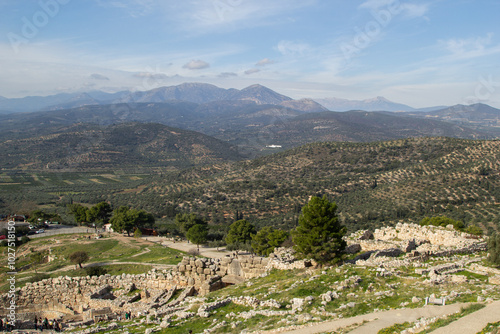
[316,96,416,112]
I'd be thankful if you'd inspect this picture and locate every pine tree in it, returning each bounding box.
[292,196,346,265]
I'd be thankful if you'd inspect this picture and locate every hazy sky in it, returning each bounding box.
[1,0,500,108]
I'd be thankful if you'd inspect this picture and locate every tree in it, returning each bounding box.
[110,206,155,236]
[292,196,346,265]
[252,226,289,256]
[30,251,45,273]
[87,202,112,227]
[225,219,256,248]
[69,251,89,269]
[133,228,143,238]
[175,213,205,236]
[488,233,500,266]
[186,224,208,250]
[68,204,89,225]
[420,216,465,231]
[465,225,483,236]
[28,210,61,224]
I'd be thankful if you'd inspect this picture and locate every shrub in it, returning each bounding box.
[133,228,143,238]
[85,266,108,277]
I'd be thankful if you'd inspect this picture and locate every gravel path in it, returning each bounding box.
[144,237,232,259]
[431,300,500,334]
[265,303,469,334]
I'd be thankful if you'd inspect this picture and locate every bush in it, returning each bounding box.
[134,228,143,238]
[85,266,108,277]
[27,273,50,283]
[187,248,200,256]
[420,216,465,231]
[465,225,483,236]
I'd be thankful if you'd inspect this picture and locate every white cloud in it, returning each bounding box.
[218,72,238,78]
[171,0,317,34]
[256,58,275,66]
[443,33,494,56]
[359,0,397,10]
[244,68,260,75]
[90,73,110,80]
[94,0,155,17]
[133,72,168,79]
[276,40,310,56]
[400,3,429,18]
[359,0,429,18]
[182,59,210,70]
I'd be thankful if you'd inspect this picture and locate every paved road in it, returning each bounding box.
[265,303,469,334]
[27,225,93,238]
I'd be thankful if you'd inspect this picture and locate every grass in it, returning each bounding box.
[452,270,489,281]
[378,321,412,334]
[477,321,500,334]
[0,233,185,292]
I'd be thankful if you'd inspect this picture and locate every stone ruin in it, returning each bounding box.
[345,222,487,259]
[0,223,491,330]
[0,251,314,329]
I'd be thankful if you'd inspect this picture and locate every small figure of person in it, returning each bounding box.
[34,317,38,330]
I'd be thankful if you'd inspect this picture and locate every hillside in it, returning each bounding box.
[114,138,499,233]
[1,138,498,234]
[0,102,496,160]
[233,110,487,151]
[0,122,242,171]
[410,103,500,129]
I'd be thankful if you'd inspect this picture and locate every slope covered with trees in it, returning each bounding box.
[129,137,499,234]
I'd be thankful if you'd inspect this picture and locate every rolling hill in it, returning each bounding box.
[0,137,498,236]
[407,103,500,128]
[109,137,498,234]
[0,122,243,171]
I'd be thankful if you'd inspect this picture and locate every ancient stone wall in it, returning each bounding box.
[0,254,273,317]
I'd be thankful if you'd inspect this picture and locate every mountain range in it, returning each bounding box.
[0,83,325,114]
[0,82,446,114]
[0,83,498,168]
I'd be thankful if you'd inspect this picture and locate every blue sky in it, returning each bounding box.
[1,0,500,108]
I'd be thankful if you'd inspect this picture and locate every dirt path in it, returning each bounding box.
[131,247,150,257]
[264,303,469,334]
[144,237,232,259]
[431,300,500,334]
